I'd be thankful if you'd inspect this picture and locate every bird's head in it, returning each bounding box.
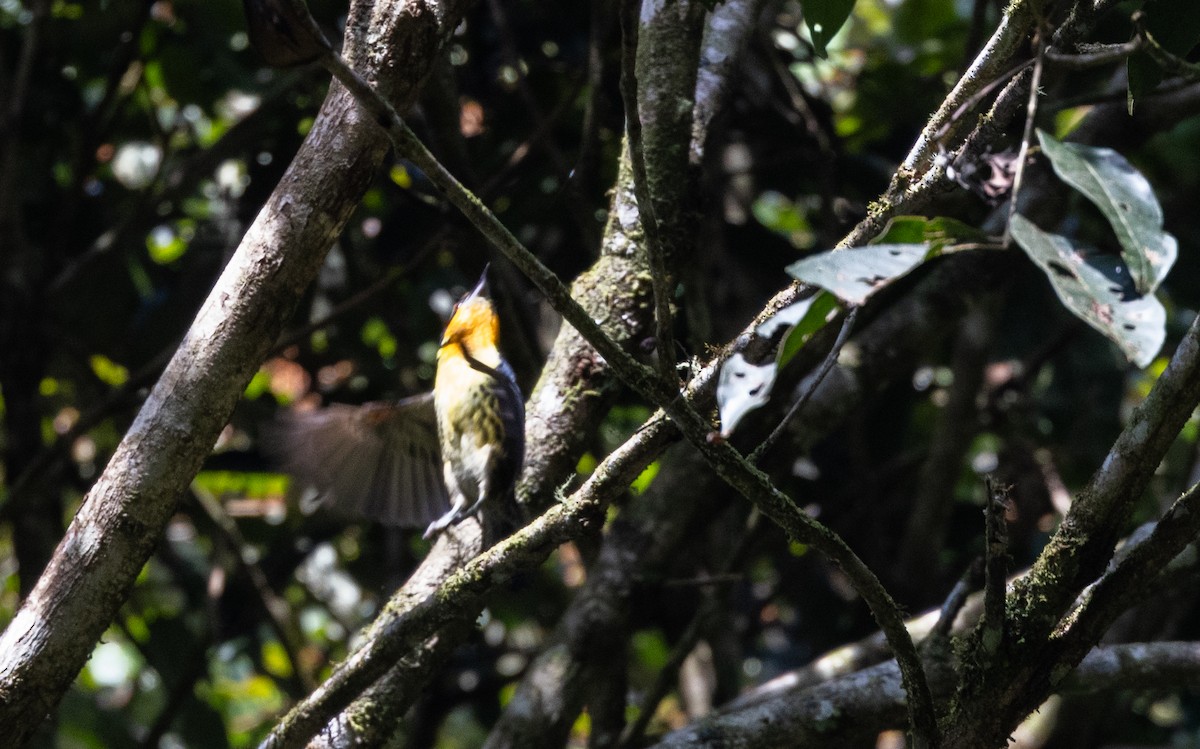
[440,267,500,356]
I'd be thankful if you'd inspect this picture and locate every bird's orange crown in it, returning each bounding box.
[440,270,500,358]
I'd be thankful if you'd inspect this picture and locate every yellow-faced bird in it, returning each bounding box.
[268,268,524,540]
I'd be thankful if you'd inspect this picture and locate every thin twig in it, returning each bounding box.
[750,308,858,464]
[621,601,713,747]
[620,512,760,748]
[1044,39,1140,69]
[317,52,670,408]
[655,573,745,587]
[1056,481,1200,662]
[764,39,838,236]
[1003,30,1046,247]
[191,484,316,692]
[261,18,940,749]
[933,59,1033,144]
[932,558,983,640]
[981,477,1010,656]
[279,75,584,350]
[1132,11,1200,80]
[898,0,1036,181]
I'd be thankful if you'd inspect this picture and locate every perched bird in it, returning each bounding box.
[266,268,525,540]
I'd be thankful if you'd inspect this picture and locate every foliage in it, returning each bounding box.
[801,0,857,57]
[1036,129,1177,295]
[1009,215,1166,367]
[721,133,1179,431]
[3,0,1200,747]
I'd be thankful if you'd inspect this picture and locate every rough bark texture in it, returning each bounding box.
[313,4,768,743]
[487,241,1015,747]
[517,167,656,512]
[283,0,1200,744]
[484,447,723,749]
[0,0,471,743]
[945,316,1200,747]
[519,0,763,511]
[272,3,767,738]
[310,523,482,749]
[7,0,1195,744]
[305,182,657,748]
[651,641,1200,749]
[258,412,680,749]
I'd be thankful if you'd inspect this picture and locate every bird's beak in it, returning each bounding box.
[440,265,493,349]
[465,263,491,303]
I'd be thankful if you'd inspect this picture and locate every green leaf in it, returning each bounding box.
[774,291,840,370]
[786,243,929,305]
[874,215,990,252]
[752,191,814,249]
[803,0,856,58]
[718,292,842,437]
[1037,130,1177,294]
[89,354,130,386]
[630,460,660,494]
[1010,214,1165,368]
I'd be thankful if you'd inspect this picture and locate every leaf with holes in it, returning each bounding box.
[1037,130,1177,294]
[802,0,856,58]
[716,353,777,437]
[786,244,929,306]
[1010,214,1165,368]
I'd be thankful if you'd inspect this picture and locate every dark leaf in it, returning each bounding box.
[803,0,857,58]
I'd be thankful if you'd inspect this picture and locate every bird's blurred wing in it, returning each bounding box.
[263,393,450,528]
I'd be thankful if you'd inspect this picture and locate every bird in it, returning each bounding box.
[265,267,525,541]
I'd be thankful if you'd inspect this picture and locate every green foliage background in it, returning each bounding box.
[2,0,1200,746]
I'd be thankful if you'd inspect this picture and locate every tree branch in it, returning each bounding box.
[946,314,1200,746]
[258,407,678,748]
[0,0,474,742]
[651,641,1200,748]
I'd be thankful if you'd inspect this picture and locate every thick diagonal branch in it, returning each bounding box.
[0,0,473,744]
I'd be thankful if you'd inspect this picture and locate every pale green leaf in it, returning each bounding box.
[1037,130,1177,294]
[717,353,777,437]
[874,215,990,252]
[785,244,929,305]
[1010,214,1165,367]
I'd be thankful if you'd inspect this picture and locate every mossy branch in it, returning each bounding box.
[317,53,670,408]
